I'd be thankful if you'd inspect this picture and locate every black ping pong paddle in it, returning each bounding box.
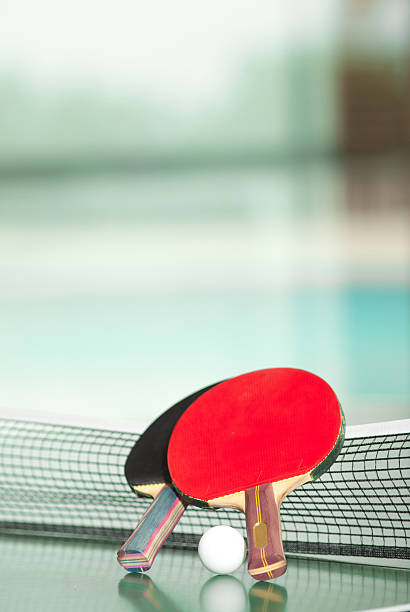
[117,382,220,572]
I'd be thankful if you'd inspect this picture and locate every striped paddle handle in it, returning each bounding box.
[245,483,287,581]
[117,486,187,572]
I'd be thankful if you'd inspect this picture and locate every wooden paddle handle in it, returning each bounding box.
[245,483,287,581]
[117,486,187,572]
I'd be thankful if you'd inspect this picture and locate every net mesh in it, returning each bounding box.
[0,417,408,559]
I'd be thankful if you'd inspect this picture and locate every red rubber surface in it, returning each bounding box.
[168,368,341,501]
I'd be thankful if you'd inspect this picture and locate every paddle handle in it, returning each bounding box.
[117,485,187,572]
[245,483,287,581]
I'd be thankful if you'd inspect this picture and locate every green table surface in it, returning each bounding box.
[1,535,409,612]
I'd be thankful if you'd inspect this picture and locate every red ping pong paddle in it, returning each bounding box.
[168,368,345,581]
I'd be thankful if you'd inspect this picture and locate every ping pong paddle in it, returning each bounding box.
[117,382,220,572]
[168,368,345,581]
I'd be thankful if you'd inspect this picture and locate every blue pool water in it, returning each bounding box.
[0,286,408,425]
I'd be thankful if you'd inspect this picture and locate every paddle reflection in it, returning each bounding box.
[118,574,182,612]
[249,581,288,612]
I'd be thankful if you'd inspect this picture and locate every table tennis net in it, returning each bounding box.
[0,417,408,561]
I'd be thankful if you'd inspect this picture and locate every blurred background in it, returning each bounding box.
[0,0,408,426]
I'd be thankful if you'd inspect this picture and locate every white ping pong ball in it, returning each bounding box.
[198,526,247,574]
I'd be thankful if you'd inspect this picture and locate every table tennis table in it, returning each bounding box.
[1,533,409,612]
